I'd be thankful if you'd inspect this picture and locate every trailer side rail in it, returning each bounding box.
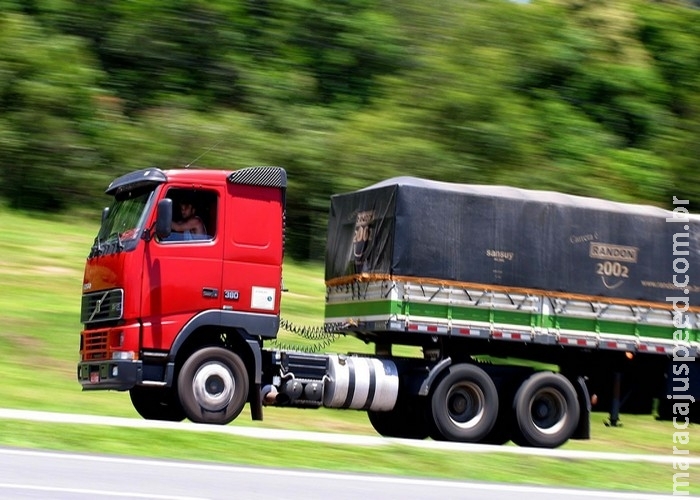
[325,279,699,357]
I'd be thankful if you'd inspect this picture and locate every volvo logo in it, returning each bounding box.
[88,291,109,323]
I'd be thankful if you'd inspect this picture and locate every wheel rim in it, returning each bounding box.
[192,361,235,412]
[529,388,567,435]
[446,381,485,429]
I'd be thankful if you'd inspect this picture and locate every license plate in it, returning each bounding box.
[90,372,99,384]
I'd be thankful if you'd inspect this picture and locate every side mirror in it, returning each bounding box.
[156,199,172,240]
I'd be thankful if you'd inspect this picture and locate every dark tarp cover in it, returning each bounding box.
[325,177,700,305]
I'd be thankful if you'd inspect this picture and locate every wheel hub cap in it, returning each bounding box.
[192,362,235,412]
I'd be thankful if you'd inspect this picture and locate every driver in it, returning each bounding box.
[171,200,206,238]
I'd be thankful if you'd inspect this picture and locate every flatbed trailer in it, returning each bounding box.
[322,176,700,435]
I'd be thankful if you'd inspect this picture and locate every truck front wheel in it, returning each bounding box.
[429,364,498,442]
[513,372,579,448]
[178,347,249,425]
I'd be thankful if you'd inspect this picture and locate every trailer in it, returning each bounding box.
[78,167,700,448]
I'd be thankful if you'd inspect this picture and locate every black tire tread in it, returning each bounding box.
[429,363,499,442]
[177,347,249,425]
[513,371,579,448]
[129,386,186,422]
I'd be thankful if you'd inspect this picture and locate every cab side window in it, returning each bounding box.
[162,188,217,242]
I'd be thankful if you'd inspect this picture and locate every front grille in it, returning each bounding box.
[82,331,109,360]
[81,289,124,325]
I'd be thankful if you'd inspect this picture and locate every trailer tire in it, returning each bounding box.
[178,347,249,425]
[129,386,186,422]
[513,372,579,448]
[429,364,498,442]
[367,396,429,439]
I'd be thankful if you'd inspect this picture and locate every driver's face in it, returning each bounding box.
[180,203,194,219]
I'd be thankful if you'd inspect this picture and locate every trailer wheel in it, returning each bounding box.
[129,386,186,422]
[178,347,249,425]
[367,396,429,439]
[429,364,498,442]
[513,372,579,448]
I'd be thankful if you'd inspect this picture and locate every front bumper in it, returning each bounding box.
[77,360,143,391]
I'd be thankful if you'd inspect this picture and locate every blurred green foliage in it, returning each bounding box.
[0,0,699,258]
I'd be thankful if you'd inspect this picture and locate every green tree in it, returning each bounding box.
[0,13,104,210]
[2,0,700,252]
[635,1,700,209]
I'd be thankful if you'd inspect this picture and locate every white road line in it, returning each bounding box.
[0,449,681,499]
[0,408,698,464]
[0,482,207,500]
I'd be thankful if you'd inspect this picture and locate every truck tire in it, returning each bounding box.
[428,364,498,442]
[178,347,249,425]
[513,372,579,448]
[129,386,186,422]
[367,395,429,439]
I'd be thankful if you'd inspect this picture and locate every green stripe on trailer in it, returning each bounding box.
[325,299,700,343]
[325,300,403,318]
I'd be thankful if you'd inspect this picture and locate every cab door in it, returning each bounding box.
[140,186,224,351]
[221,180,284,325]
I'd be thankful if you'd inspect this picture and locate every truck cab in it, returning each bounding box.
[78,166,286,423]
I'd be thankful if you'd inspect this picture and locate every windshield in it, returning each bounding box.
[90,189,155,257]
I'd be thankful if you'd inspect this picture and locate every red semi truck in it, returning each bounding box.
[78,166,700,448]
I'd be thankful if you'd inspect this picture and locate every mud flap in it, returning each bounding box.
[572,375,591,440]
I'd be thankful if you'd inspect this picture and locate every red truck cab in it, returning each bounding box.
[78,166,286,422]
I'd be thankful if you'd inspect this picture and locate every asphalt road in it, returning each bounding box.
[0,447,687,500]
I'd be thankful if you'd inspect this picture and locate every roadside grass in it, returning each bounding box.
[0,419,696,495]
[0,207,698,494]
